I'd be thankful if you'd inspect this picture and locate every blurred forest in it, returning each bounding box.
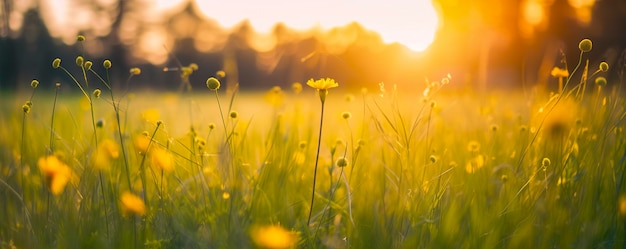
[1,0,626,93]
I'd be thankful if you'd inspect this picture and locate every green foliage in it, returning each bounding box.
[0,39,625,249]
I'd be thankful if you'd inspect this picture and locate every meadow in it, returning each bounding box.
[1,38,625,249]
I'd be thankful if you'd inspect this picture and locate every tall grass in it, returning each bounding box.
[1,39,625,248]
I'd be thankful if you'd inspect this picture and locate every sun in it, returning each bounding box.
[193,0,440,52]
[347,0,441,52]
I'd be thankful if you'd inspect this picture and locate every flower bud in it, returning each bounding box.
[292,82,302,94]
[336,157,348,167]
[206,77,221,91]
[96,119,105,128]
[84,60,93,70]
[103,59,112,69]
[595,76,607,86]
[31,79,39,88]
[75,56,84,67]
[52,58,61,69]
[579,39,592,52]
[599,61,609,72]
[77,35,85,42]
[216,70,226,78]
[22,103,31,113]
[93,89,101,98]
[129,67,141,75]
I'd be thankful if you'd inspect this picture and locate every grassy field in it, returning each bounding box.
[1,43,626,248]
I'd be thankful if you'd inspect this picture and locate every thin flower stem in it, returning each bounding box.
[49,85,60,154]
[97,68,133,191]
[308,100,325,226]
[138,122,162,206]
[59,66,90,100]
[215,91,228,139]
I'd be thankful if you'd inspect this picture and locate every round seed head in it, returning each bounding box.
[84,60,93,70]
[542,157,551,167]
[30,79,39,88]
[579,39,592,52]
[208,123,215,130]
[229,111,238,119]
[298,141,307,149]
[501,175,508,183]
[22,103,31,113]
[77,35,85,42]
[52,58,61,69]
[75,56,84,67]
[103,59,112,69]
[93,89,101,98]
[595,76,607,86]
[96,119,105,128]
[206,77,221,91]
[342,112,351,120]
[599,61,609,72]
[336,157,349,167]
[129,67,141,75]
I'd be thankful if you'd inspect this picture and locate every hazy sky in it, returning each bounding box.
[156,0,440,51]
[7,0,440,52]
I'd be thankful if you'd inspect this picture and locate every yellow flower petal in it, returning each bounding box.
[306,78,339,90]
[38,155,72,195]
[251,225,298,249]
[151,147,174,172]
[121,191,146,216]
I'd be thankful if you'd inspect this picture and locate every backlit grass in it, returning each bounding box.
[1,39,625,248]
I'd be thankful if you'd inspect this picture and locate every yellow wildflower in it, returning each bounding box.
[306,78,338,90]
[134,134,152,154]
[551,67,569,92]
[38,155,72,195]
[141,108,160,124]
[151,147,174,172]
[306,78,338,103]
[541,98,577,138]
[550,67,569,78]
[251,225,298,249]
[93,139,120,171]
[120,191,146,216]
[465,154,485,174]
